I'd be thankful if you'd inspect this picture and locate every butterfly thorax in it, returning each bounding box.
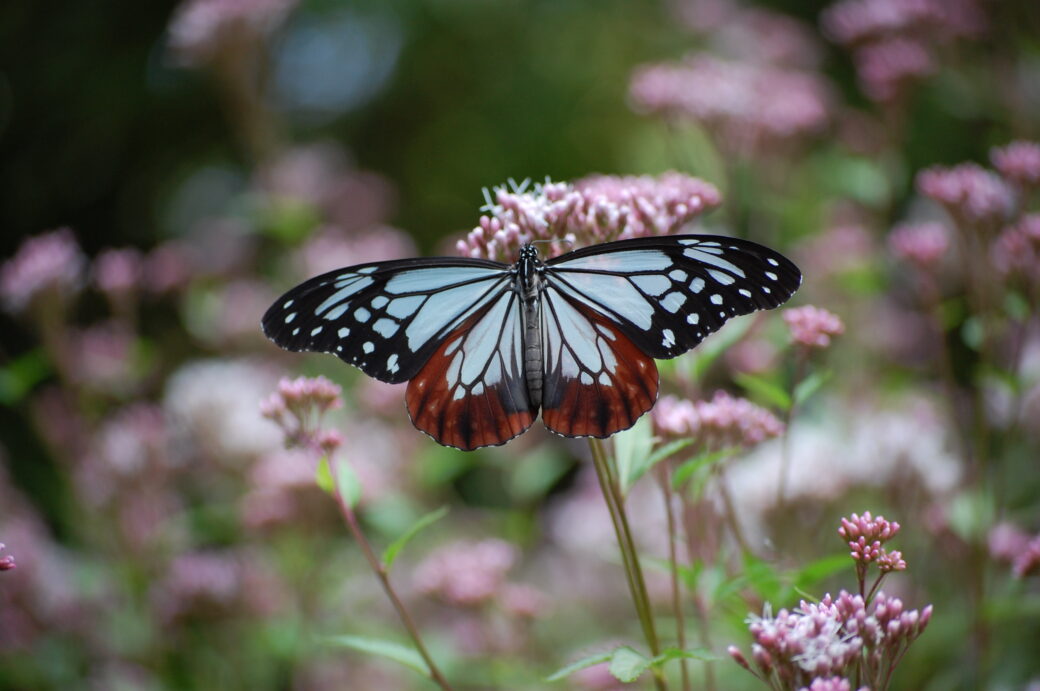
[518,245,545,408]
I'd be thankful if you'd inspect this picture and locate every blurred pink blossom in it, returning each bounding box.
[853,37,935,102]
[629,55,830,156]
[917,163,1014,227]
[888,221,950,269]
[1013,536,1040,579]
[988,521,1031,561]
[0,227,86,313]
[784,305,845,348]
[991,140,1040,188]
[143,241,193,294]
[413,539,518,607]
[458,174,721,262]
[800,677,862,691]
[711,8,823,70]
[500,583,550,619]
[653,391,783,448]
[294,226,415,277]
[821,0,939,46]
[151,550,285,623]
[68,321,140,394]
[991,214,1040,278]
[0,543,14,571]
[168,0,299,64]
[93,247,143,296]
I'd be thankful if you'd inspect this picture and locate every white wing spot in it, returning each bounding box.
[766,271,778,281]
[472,382,485,396]
[762,286,772,294]
[739,288,752,298]
[387,295,426,319]
[444,337,463,355]
[708,269,735,285]
[669,269,688,282]
[387,353,399,374]
[357,266,378,274]
[354,307,371,322]
[336,345,342,351]
[338,327,350,338]
[363,341,374,354]
[662,329,676,348]
[324,303,350,320]
[371,295,389,309]
[719,311,726,318]
[767,258,780,266]
[690,277,705,293]
[373,318,399,338]
[710,294,723,305]
[284,312,297,324]
[687,312,700,325]
[598,372,611,386]
[661,291,687,313]
[310,326,323,336]
[631,274,672,296]
[292,327,300,335]
[580,372,594,385]
[283,299,294,309]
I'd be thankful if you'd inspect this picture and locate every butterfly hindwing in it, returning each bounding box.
[539,285,658,439]
[261,258,510,384]
[405,290,535,450]
[545,235,802,359]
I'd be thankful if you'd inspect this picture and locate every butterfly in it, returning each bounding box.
[262,235,801,450]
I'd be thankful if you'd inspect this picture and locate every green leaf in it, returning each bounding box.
[324,635,430,676]
[0,349,51,405]
[315,456,335,494]
[613,416,655,494]
[334,459,362,509]
[734,372,791,411]
[672,448,735,490]
[793,553,852,589]
[381,506,449,572]
[742,554,782,603]
[609,646,651,683]
[793,369,831,407]
[647,438,695,468]
[546,650,614,682]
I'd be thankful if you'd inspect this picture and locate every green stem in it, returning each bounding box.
[331,462,454,691]
[588,438,667,691]
[657,470,691,691]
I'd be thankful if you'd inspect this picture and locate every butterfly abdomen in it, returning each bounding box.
[518,246,545,409]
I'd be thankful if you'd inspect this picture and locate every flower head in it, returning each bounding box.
[629,55,830,156]
[457,174,720,262]
[991,140,1040,188]
[413,539,519,607]
[991,214,1040,279]
[853,37,935,102]
[0,543,14,572]
[888,221,950,269]
[0,228,86,314]
[653,391,783,448]
[1013,536,1040,579]
[917,163,1014,227]
[93,248,143,296]
[260,375,344,451]
[168,0,299,65]
[784,306,845,348]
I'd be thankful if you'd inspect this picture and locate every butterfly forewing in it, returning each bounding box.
[544,235,802,359]
[540,286,658,438]
[261,258,510,384]
[406,290,535,450]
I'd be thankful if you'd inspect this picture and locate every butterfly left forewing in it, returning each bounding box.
[406,289,535,451]
[539,285,659,439]
[261,258,510,384]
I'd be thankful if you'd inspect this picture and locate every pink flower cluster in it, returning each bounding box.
[167,0,299,64]
[731,589,931,690]
[456,174,721,262]
[916,163,1014,227]
[0,227,86,313]
[260,376,344,454]
[93,248,144,297]
[629,55,830,156]
[799,678,861,691]
[839,511,906,572]
[991,214,1040,279]
[784,306,845,349]
[887,221,949,269]
[988,522,1040,579]
[413,538,528,609]
[821,0,987,103]
[653,391,784,448]
[0,543,14,572]
[991,140,1040,188]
